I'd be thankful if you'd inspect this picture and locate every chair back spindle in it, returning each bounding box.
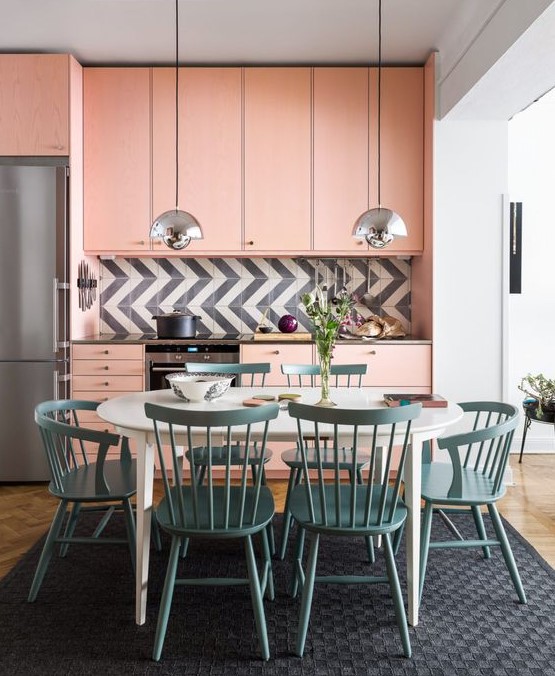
[183,362,271,387]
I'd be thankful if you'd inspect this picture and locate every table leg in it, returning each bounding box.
[136,436,154,625]
[405,432,424,626]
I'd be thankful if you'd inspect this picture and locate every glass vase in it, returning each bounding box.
[315,334,336,407]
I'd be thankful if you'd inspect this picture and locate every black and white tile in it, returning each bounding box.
[99,257,412,334]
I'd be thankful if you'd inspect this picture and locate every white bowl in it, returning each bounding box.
[165,373,234,402]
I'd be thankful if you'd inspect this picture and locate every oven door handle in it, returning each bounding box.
[150,366,188,373]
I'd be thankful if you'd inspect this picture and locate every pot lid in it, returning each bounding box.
[153,310,197,319]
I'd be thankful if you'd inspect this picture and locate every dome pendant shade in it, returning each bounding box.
[352,207,407,249]
[150,209,203,250]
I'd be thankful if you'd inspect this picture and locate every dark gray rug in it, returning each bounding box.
[0,512,554,675]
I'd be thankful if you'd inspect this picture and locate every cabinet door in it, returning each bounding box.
[244,68,312,252]
[83,68,151,253]
[241,343,313,386]
[0,54,69,155]
[313,68,370,253]
[152,67,242,252]
[332,344,431,388]
[376,68,424,253]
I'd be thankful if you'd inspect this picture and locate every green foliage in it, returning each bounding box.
[518,373,555,417]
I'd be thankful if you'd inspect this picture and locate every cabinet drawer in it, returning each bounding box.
[72,344,144,360]
[72,359,144,377]
[72,375,144,392]
[241,343,313,386]
[71,390,140,405]
[332,344,431,387]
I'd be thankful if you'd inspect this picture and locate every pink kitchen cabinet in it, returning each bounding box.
[241,343,314,387]
[244,68,312,252]
[376,68,424,254]
[332,343,431,389]
[152,67,242,252]
[312,67,371,253]
[0,54,74,156]
[83,68,152,253]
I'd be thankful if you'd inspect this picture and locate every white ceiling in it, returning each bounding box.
[0,0,481,66]
[1,0,555,119]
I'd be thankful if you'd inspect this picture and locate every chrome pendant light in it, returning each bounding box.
[150,0,203,250]
[352,0,407,249]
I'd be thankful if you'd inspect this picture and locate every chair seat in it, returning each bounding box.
[186,445,273,466]
[281,446,371,470]
[421,462,506,506]
[49,459,137,502]
[156,484,275,538]
[289,483,407,536]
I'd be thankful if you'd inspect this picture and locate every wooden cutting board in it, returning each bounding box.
[252,332,312,341]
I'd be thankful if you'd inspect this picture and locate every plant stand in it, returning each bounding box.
[519,402,555,463]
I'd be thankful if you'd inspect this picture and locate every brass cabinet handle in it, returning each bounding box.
[104,349,109,355]
[369,350,376,355]
[104,365,109,370]
[247,240,254,246]
[273,350,280,355]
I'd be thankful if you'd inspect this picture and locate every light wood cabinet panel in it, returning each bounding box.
[241,343,313,386]
[376,68,424,253]
[313,67,370,253]
[83,68,152,253]
[0,54,70,155]
[333,344,431,388]
[244,68,312,251]
[152,67,242,252]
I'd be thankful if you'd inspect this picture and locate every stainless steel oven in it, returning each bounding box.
[145,343,241,391]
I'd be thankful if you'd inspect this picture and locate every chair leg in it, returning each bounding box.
[28,500,69,602]
[383,533,412,658]
[278,468,299,560]
[59,502,81,557]
[152,536,181,661]
[487,504,527,604]
[419,501,434,603]
[260,527,275,601]
[295,532,320,658]
[244,535,270,661]
[290,525,306,598]
[470,505,491,559]
[392,521,405,556]
[151,510,162,552]
[122,497,137,572]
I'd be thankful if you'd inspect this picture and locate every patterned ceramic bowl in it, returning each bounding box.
[165,373,234,402]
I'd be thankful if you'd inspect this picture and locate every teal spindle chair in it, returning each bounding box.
[183,361,271,387]
[286,401,422,658]
[278,363,369,560]
[281,362,366,388]
[29,400,137,602]
[144,401,280,661]
[418,401,526,604]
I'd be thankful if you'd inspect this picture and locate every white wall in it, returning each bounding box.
[507,89,555,451]
[434,119,508,403]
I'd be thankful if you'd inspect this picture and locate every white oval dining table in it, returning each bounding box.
[97,387,463,627]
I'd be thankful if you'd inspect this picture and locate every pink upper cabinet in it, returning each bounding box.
[0,54,70,155]
[244,68,312,252]
[152,67,242,252]
[375,68,424,253]
[83,68,152,253]
[313,67,370,253]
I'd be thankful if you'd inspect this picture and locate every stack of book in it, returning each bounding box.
[383,393,448,408]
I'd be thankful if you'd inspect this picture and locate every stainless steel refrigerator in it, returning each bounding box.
[0,161,70,481]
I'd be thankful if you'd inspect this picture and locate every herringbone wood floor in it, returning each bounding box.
[1,454,554,580]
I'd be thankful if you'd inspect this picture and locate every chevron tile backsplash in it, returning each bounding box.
[99,257,411,335]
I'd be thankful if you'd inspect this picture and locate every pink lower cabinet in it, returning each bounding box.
[332,344,431,390]
[71,344,145,458]
[240,343,314,387]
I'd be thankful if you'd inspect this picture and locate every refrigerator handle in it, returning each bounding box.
[53,277,70,351]
[53,370,71,400]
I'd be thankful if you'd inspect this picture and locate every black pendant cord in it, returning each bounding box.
[175,0,179,211]
[377,0,382,208]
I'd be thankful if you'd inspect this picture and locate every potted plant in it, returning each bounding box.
[518,373,555,420]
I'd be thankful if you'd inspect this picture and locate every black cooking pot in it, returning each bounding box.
[152,311,200,338]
